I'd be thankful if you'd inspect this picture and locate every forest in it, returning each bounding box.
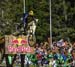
[0,0,75,42]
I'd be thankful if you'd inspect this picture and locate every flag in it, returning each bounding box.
[57,39,65,47]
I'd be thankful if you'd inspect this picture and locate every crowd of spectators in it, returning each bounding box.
[15,38,75,67]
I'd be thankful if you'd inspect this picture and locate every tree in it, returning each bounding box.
[52,0,75,42]
[0,0,75,42]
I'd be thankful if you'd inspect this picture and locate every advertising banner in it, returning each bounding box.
[5,35,34,54]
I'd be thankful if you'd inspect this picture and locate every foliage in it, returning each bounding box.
[0,0,75,42]
[52,0,75,42]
